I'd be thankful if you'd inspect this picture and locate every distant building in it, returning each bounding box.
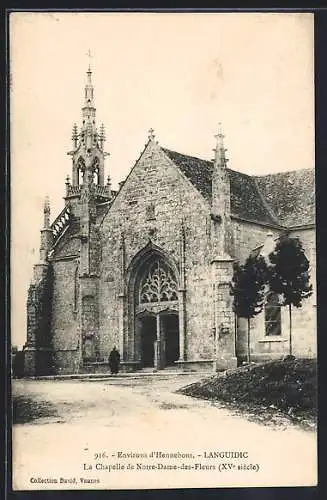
[23,67,316,375]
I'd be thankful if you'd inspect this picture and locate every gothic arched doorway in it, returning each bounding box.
[162,313,180,365]
[139,315,156,367]
[133,254,180,369]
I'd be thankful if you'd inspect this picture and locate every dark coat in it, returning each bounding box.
[108,348,120,374]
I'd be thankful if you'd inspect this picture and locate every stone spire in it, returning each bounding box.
[80,64,97,151]
[67,62,110,194]
[38,196,54,265]
[211,124,232,259]
[210,125,235,367]
[211,123,230,218]
[43,195,50,229]
[213,122,228,169]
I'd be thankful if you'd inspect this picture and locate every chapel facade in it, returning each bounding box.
[23,68,316,376]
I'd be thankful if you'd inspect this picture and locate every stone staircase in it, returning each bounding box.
[30,365,212,381]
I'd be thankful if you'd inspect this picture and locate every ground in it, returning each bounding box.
[12,374,317,490]
[178,358,317,432]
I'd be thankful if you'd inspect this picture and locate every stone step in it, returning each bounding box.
[27,370,211,381]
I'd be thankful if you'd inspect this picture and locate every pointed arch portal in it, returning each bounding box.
[127,247,181,370]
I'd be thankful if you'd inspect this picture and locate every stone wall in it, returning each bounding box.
[232,219,280,262]
[236,226,316,361]
[98,142,215,363]
[24,263,55,375]
[50,258,81,373]
[286,227,316,357]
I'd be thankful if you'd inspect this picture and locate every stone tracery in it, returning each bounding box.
[138,257,178,304]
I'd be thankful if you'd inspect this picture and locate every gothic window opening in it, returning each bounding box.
[94,167,99,185]
[74,265,79,313]
[93,158,100,185]
[138,257,178,304]
[265,292,281,336]
[77,157,85,186]
[146,203,156,221]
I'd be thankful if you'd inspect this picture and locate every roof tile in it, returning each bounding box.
[162,148,314,228]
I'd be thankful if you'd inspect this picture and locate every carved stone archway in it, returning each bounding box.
[125,243,183,370]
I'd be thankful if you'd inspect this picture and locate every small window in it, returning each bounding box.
[265,293,281,336]
[74,265,79,313]
[146,203,156,221]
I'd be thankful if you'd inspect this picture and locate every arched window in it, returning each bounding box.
[138,257,178,304]
[146,203,156,221]
[93,157,100,185]
[74,264,79,313]
[265,292,281,336]
[77,157,85,186]
[95,167,100,185]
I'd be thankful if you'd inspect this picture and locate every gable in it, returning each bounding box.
[101,141,209,228]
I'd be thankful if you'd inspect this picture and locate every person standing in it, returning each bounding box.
[108,346,120,375]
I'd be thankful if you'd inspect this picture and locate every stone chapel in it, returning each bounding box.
[23,67,316,376]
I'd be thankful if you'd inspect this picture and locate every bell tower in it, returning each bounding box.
[66,64,111,210]
[66,62,112,366]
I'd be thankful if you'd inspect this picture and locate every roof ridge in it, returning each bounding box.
[162,146,254,178]
[163,146,314,178]
[253,177,282,226]
[98,140,152,230]
[254,167,314,178]
[161,147,212,165]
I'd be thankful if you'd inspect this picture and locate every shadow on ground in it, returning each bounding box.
[13,395,59,424]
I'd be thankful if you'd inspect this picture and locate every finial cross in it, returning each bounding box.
[86,50,93,72]
[148,128,155,140]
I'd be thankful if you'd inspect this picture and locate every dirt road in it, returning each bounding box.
[12,375,317,490]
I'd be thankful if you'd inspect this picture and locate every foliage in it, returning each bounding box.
[268,235,313,307]
[230,255,268,363]
[230,255,268,319]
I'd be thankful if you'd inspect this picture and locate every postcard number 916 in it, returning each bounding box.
[94,452,108,460]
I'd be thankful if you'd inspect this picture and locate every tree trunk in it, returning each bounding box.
[247,317,251,364]
[234,313,238,359]
[289,304,292,356]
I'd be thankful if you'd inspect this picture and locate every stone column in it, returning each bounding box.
[211,255,237,371]
[118,232,128,361]
[79,276,98,363]
[118,294,126,361]
[154,314,162,370]
[178,291,186,361]
[178,220,186,361]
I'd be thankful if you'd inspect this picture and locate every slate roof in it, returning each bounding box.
[162,148,315,228]
[254,169,315,227]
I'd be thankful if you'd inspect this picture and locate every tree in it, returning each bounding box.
[268,234,313,356]
[230,255,267,363]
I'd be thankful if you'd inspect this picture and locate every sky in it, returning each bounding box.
[10,12,314,348]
